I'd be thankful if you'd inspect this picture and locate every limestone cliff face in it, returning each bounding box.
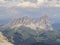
[0,32,13,45]
[3,15,53,31]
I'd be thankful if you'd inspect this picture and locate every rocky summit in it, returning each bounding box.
[3,15,53,31]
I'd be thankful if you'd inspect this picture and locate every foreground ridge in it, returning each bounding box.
[0,32,13,45]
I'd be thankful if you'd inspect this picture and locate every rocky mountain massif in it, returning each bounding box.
[0,15,60,45]
[3,15,53,31]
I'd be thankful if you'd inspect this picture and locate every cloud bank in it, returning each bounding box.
[0,0,60,8]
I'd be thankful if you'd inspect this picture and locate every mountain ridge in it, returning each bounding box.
[3,15,53,31]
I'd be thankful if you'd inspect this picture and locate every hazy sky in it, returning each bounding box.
[0,0,60,24]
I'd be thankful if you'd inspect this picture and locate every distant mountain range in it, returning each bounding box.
[0,15,60,45]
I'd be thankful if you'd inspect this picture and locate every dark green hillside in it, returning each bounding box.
[1,26,60,45]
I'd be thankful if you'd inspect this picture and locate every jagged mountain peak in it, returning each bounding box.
[38,15,53,30]
[39,15,51,21]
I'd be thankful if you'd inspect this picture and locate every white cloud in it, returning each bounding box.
[16,0,44,8]
[0,0,44,8]
[37,0,44,5]
[0,0,5,2]
[17,2,37,8]
[0,0,6,4]
[0,0,60,8]
[44,0,60,7]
